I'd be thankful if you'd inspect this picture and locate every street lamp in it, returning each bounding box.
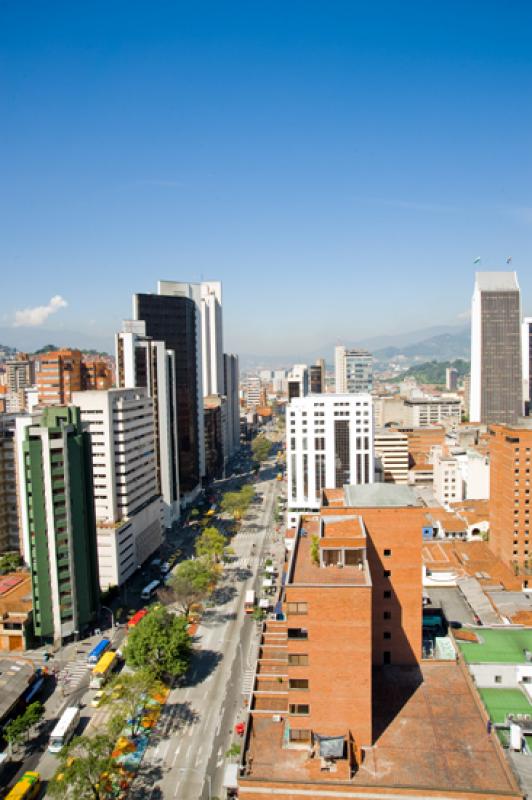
[178,768,211,800]
[100,605,115,631]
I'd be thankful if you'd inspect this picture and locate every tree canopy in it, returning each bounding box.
[125,606,191,679]
[169,558,216,616]
[0,551,23,575]
[251,435,272,463]
[220,485,255,520]
[48,732,120,800]
[4,701,44,754]
[102,669,165,737]
[195,527,225,562]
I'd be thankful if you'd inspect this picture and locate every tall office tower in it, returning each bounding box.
[272,369,288,394]
[445,366,458,391]
[116,321,180,527]
[72,389,163,589]
[489,420,532,574]
[287,364,309,400]
[204,395,226,480]
[133,292,203,501]
[246,375,262,407]
[374,429,409,484]
[16,406,99,645]
[81,358,114,390]
[0,414,20,552]
[36,349,83,406]
[224,353,240,456]
[335,346,373,393]
[522,318,532,416]
[286,394,374,525]
[470,272,522,425]
[309,358,326,394]
[5,354,34,412]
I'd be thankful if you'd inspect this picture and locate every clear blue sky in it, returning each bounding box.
[1,1,531,357]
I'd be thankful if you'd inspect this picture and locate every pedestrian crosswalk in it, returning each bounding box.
[57,657,89,689]
[242,668,255,695]
[229,556,258,570]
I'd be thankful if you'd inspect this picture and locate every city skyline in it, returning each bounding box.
[2,1,532,355]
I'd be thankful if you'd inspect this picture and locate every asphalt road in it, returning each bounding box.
[130,465,282,800]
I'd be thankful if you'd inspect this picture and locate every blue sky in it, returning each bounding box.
[1,1,532,356]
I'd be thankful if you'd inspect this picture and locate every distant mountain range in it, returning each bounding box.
[239,325,470,371]
[0,326,115,355]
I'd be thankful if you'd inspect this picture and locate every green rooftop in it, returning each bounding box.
[479,688,532,724]
[458,628,532,664]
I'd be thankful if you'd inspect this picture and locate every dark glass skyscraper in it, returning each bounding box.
[134,293,201,495]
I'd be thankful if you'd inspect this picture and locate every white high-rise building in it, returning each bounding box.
[73,388,163,589]
[335,346,373,394]
[286,394,374,526]
[287,364,309,400]
[470,272,522,425]
[116,320,180,527]
[523,317,532,416]
[374,429,409,484]
[246,375,262,407]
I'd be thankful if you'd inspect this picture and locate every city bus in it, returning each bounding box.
[4,772,41,800]
[141,579,160,601]
[244,590,256,614]
[48,706,81,754]
[89,650,118,689]
[87,637,111,666]
[127,608,147,629]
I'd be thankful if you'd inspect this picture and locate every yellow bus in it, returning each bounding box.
[89,649,118,689]
[5,772,41,800]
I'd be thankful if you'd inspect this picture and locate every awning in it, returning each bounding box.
[262,578,273,587]
[316,735,345,759]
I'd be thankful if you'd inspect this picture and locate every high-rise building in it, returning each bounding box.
[246,375,262,408]
[36,349,83,406]
[335,346,373,394]
[470,272,522,425]
[116,320,180,527]
[286,394,374,525]
[5,354,34,412]
[522,317,532,416]
[287,364,309,400]
[81,358,114,391]
[374,429,409,484]
[272,369,288,394]
[72,389,163,589]
[16,406,99,645]
[445,366,458,391]
[133,291,203,500]
[309,359,325,394]
[0,414,20,553]
[489,420,532,575]
[203,395,226,480]
[223,353,240,456]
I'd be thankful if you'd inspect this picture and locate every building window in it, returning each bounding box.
[383,611,391,620]
[383,570,391,578]
[288,628,308,640]
[289,679,309,689]
[383,590,391,599]
[289,704,310,715]
[383,549,391,557]
[383,632,391,640]
[383,651,391,665]
[494,675,502,684]
[286,602,308,616]
[288,654,308,666]
[289,728,311,742]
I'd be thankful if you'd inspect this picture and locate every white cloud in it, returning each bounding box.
[13,295,68,327]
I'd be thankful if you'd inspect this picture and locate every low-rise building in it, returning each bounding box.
[0,572,33,651]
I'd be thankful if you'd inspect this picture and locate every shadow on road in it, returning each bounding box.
[201,611,237,627]
[185,649,223,686]
[127,762,165,800]
[210,584,237,605]
[234,567,253,582]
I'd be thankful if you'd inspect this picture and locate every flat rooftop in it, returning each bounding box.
[242,662,518,796]
[342,483,424,507]
[290,517,369,586]
[458,628,532,664]
[422,539,522,591]
[479,687,532,724]
[0,658,35,721]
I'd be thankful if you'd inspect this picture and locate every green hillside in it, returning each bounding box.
[393,359,469,385]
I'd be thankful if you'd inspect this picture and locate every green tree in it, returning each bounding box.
[169,558,216,616]
[4,701,44,756]
[0,551,23,575]
[251,435,271,463]
[125,605,191,680]
[47,732,120,800]
[102,669,165,737]
[195,527,226,563]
